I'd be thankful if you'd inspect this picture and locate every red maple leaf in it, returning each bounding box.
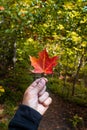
[30,49,58,74]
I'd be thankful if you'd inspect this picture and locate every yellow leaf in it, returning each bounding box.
[64,2,74,10]
[0,86,5,93]
[58,24,64,30]
[81,41,87,47]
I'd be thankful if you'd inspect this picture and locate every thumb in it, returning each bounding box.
[26,77,47,94]
[33,77,48,93]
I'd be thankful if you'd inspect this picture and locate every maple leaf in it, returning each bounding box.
[30,49,58,74]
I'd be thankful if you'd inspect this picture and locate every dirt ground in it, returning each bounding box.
[38,92,87,130]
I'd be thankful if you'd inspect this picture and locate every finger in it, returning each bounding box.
[26,77,47,92]
[38,85,46,96]
[24,77,48,100]
[39,92,49,103]
[43,97,52,107]
[34,78,47,93]
[29,78,42,88]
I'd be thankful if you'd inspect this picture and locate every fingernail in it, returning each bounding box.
[42,77,48,82]
[40,78,46,85]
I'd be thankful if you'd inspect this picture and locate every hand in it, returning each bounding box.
[22,77,52,115]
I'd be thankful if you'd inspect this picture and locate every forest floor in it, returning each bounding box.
[0,92,87,130]
[38,92,87,130]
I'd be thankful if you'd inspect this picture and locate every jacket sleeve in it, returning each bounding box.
[8,105,42,130]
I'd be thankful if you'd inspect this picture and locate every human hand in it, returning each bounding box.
[22,77,52,115]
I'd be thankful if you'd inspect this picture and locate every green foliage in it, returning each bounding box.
[4,100,17,117]
[0,0,87,78]
[0,1,87,129]
[0,101,18,130]
[0,62,34,105]
[70,114,84,129]
[0,0,87,118]
[47,77,87,106]
[0,122,7,130]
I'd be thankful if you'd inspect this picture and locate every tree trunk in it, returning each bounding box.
[72,54,84,96]
[62,55,69,95]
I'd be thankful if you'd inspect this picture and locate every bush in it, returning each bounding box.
[47,77,87,106]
